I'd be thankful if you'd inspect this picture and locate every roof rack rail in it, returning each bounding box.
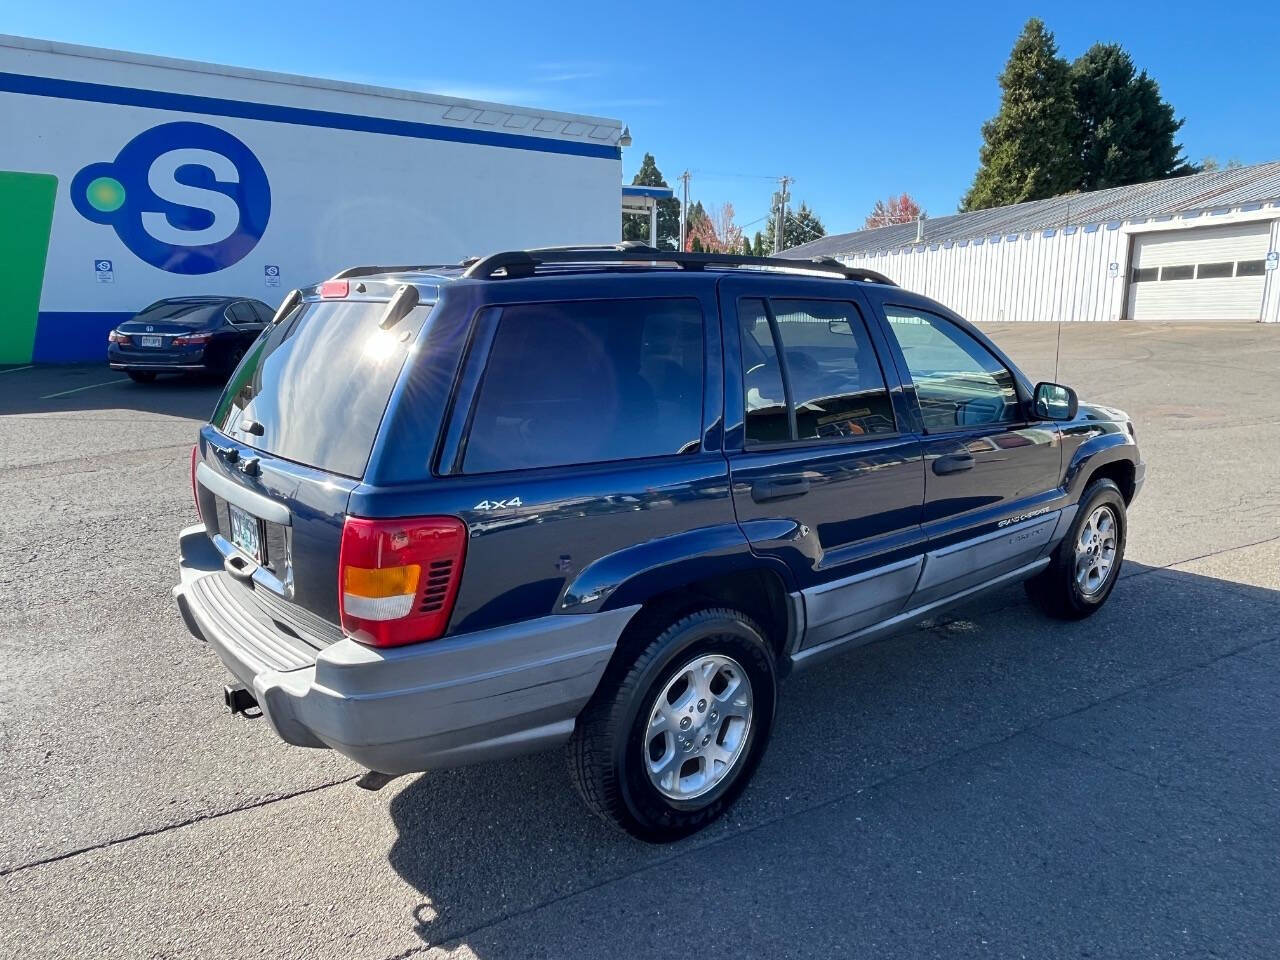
[460,245,895,284]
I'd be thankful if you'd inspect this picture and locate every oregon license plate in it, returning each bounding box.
[228,503,262,562]
[139,335,163,348]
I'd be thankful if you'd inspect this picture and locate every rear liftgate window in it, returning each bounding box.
[462,298,704,474]
[212,300,432,478]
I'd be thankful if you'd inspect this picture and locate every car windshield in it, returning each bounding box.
[211,299,432,478]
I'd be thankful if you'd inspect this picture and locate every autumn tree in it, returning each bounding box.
[687,202,744,254]
[865,193,925,228]
[683,201,708,251]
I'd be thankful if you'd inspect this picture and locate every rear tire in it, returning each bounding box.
[126,371,157,383]
[1025,478,1127,620]
[567,606,777,842]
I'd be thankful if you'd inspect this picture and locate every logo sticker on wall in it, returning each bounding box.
[71,122,271,275]
[95,259,114,283]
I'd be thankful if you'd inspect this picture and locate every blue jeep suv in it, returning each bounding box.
[174,245,1144,841]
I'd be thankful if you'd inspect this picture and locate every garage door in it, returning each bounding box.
[1127,222,1271,321]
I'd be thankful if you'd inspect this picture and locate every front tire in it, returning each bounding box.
[1025,478,1127,620]
[567,607,777,842]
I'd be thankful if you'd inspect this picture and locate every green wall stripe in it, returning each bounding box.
[0,171,58,365]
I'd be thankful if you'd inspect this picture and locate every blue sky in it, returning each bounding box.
[9,0,1278,238]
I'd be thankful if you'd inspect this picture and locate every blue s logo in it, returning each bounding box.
[72,122,270,274]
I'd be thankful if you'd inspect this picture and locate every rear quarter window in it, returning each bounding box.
[462,298,705,474]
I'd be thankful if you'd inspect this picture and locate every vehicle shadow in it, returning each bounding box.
[385,560,1280,954]
[0,364,223,420]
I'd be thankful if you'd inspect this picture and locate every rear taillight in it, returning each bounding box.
[190,444,202,521]
[173,333,212,346]
[339,515,466,647]
[108,330,130,344]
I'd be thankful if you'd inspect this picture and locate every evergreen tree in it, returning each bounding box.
[763,198,826,252]
[961,18,1080,211]
[1070,43,1191,190]
[790,203,826,247]
[752,231,765,257]
[741,236,753,256]
[621,153,681,250]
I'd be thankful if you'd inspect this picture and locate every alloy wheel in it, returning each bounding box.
[643,653,754,801]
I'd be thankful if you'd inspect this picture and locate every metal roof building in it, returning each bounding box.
[782,163,1280,323]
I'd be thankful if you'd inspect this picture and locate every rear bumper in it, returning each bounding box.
[173,525,637,774]
[108,343,207,371]
[111,362,209,372]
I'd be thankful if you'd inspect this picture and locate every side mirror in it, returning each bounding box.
[1033,381,1078,421]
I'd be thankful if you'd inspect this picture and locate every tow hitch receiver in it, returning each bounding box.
[224,683,258,716]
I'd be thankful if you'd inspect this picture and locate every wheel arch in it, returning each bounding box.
[1064,432,1138,504]
[560,525,800,676]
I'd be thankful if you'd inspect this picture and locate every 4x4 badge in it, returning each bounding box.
[474,497,522,511]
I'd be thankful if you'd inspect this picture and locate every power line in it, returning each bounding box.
[688,169,785,181]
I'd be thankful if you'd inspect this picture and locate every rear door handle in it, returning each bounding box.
[751,475,811,502]
[932,453,975,475]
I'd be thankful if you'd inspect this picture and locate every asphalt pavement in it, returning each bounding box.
[2,322,1278,959]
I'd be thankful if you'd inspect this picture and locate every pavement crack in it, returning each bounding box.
[0,442,192,477]
[0,775,359,878]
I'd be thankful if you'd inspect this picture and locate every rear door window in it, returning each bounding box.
[226,301,257,324]
[462,298,704,473]
[739,297,896,444]
[212,299,431,477]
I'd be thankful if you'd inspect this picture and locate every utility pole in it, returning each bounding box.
[773,176,792,254]
[678,170,691,252]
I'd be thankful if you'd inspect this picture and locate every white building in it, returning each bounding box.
[783,164,1280,323]
[0,35,626,363]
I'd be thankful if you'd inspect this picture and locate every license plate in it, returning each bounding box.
[139,335,163,348]
[228,503,262,562]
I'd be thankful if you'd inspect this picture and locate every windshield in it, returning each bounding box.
[212,299,431,478]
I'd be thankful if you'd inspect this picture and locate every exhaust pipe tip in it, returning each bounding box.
[223,683,258,716]
[355,770,400,792]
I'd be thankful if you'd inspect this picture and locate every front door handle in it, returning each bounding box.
[932,453,975,475]
[751,475,811,502]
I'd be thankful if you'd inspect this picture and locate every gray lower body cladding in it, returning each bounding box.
[791,508,1074,667]
[174,525,639,774]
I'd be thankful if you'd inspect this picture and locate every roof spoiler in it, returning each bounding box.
[329,257,481,281]
[269,289,302,325]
